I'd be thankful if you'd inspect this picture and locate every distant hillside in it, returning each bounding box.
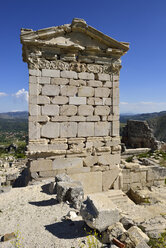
[120,111,166,142]
[0,111,28,119]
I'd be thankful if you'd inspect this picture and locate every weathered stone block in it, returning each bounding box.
[78,86,94,97]
[86,116,100,122]
[42,104,59,116]
[51,116,69,122]
[71,171,102,193]
[61,70,78,79]
[69,97,86,105]
[42,85,60,96]
[37,95,50,104]
[67,167,90,174]
[42,69,60,77]
[95,88,111,98]
[103,97,112,106]
[83,155,98,167]
[61,85,77,96]
[95,106,110,116]
[78,122,94,137]
[103,81,112,88]
[39,170,57,177]
[102,167,120,191]
[95,122,111,136]
[29,121,40,140]
[29,115,49,122]
[98,154,120,166]
[78,105,94,116]
[38,77,50,84]
[51,96,68,105]
[69,116,86,122]
[30,159,53,172]
[60,105,77,116]
[87,97,95,105]
[69,79,86,86]
[51,78,69,85]
[87,80,102,87]
[41,122,60,138]
[29,76,37,84]
[60,122,77,137]
[78,72,94,80]
[53,158,83,170]
[29,83,41,95]
[29,69,41,77]
[97,73,110,81]
[112,121,119,136]
[80,193,119,231]
[29,104,40,116]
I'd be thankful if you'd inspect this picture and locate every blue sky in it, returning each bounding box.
[0,0,166,114]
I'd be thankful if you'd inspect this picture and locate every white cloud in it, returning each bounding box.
[0,92,7,97]
[13,88,28,102]
[120,101,166,114]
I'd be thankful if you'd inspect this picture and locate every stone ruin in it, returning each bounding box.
[20,18,129,193]
[122,120,160,151]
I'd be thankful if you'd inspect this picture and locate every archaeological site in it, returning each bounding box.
[0,18,166,248]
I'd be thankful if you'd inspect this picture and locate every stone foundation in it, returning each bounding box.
[21,18,129,193]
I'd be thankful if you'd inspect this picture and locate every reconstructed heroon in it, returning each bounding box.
[20,18,129,193]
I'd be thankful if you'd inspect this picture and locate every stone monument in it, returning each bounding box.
[20,18,129,193]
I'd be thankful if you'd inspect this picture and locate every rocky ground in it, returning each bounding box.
[0,178,166,248]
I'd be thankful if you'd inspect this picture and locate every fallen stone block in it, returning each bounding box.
[102,222,126,244]
[56,174,84,209]
[80,193,119,232]
[128,226,149,245]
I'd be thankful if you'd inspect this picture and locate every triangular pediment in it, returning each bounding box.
[21,18,129,55]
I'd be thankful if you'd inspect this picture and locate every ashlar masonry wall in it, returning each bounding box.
[21,18,129,193]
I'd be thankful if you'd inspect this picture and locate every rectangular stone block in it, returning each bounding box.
[113,88,119,106]
[42,85,60,96]
[78,105,94,116]
[42,104,59,116]
[29,121,40,140]
[70,171,102,194]
[51,116,69,122]
[102,167,120,191]
[41,122,59,138]
[103,97,112,106]
[29,104,40,116]
[103,81,112,88]
[95,98,103,105]
[53,158,83,170]
[69,116,86,122]
[98,153,120,166]
[29,83,41,95]
[30,159,53,172]
[28,143,48,152]
[94,106,110,116]
[39,170,57,177]
[112,121,119,136]
[48,143,68,150]
[37,96,50,104]
[67,167,90,175]
[97,73,110,81]
[29,69,41,76]
[60,86,77,96]
[29,95,37,104]
[38,77,50,84]
[29,115,49,122]
[60,122,77,137]
[87,97,95,105]
[69,97,86,105]
[95,122,111,136]
[29,76,37,84]
[95,88,111,98]
[70,79,86,86]
[60,105,77,116]
[78,86,94,97]
[78,72,94,80]
[42,69,60,77]
[51,78,69,85]
[87,80,102,87]
[83,155,98,167]
[61,70,78,79]
[51,96,68,105]
[86,116,100,122]
[78,122,94,137]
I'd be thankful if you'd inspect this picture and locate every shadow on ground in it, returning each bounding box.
[29,198,58,207]
[41,183,55,195]
[45,220,87,239]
